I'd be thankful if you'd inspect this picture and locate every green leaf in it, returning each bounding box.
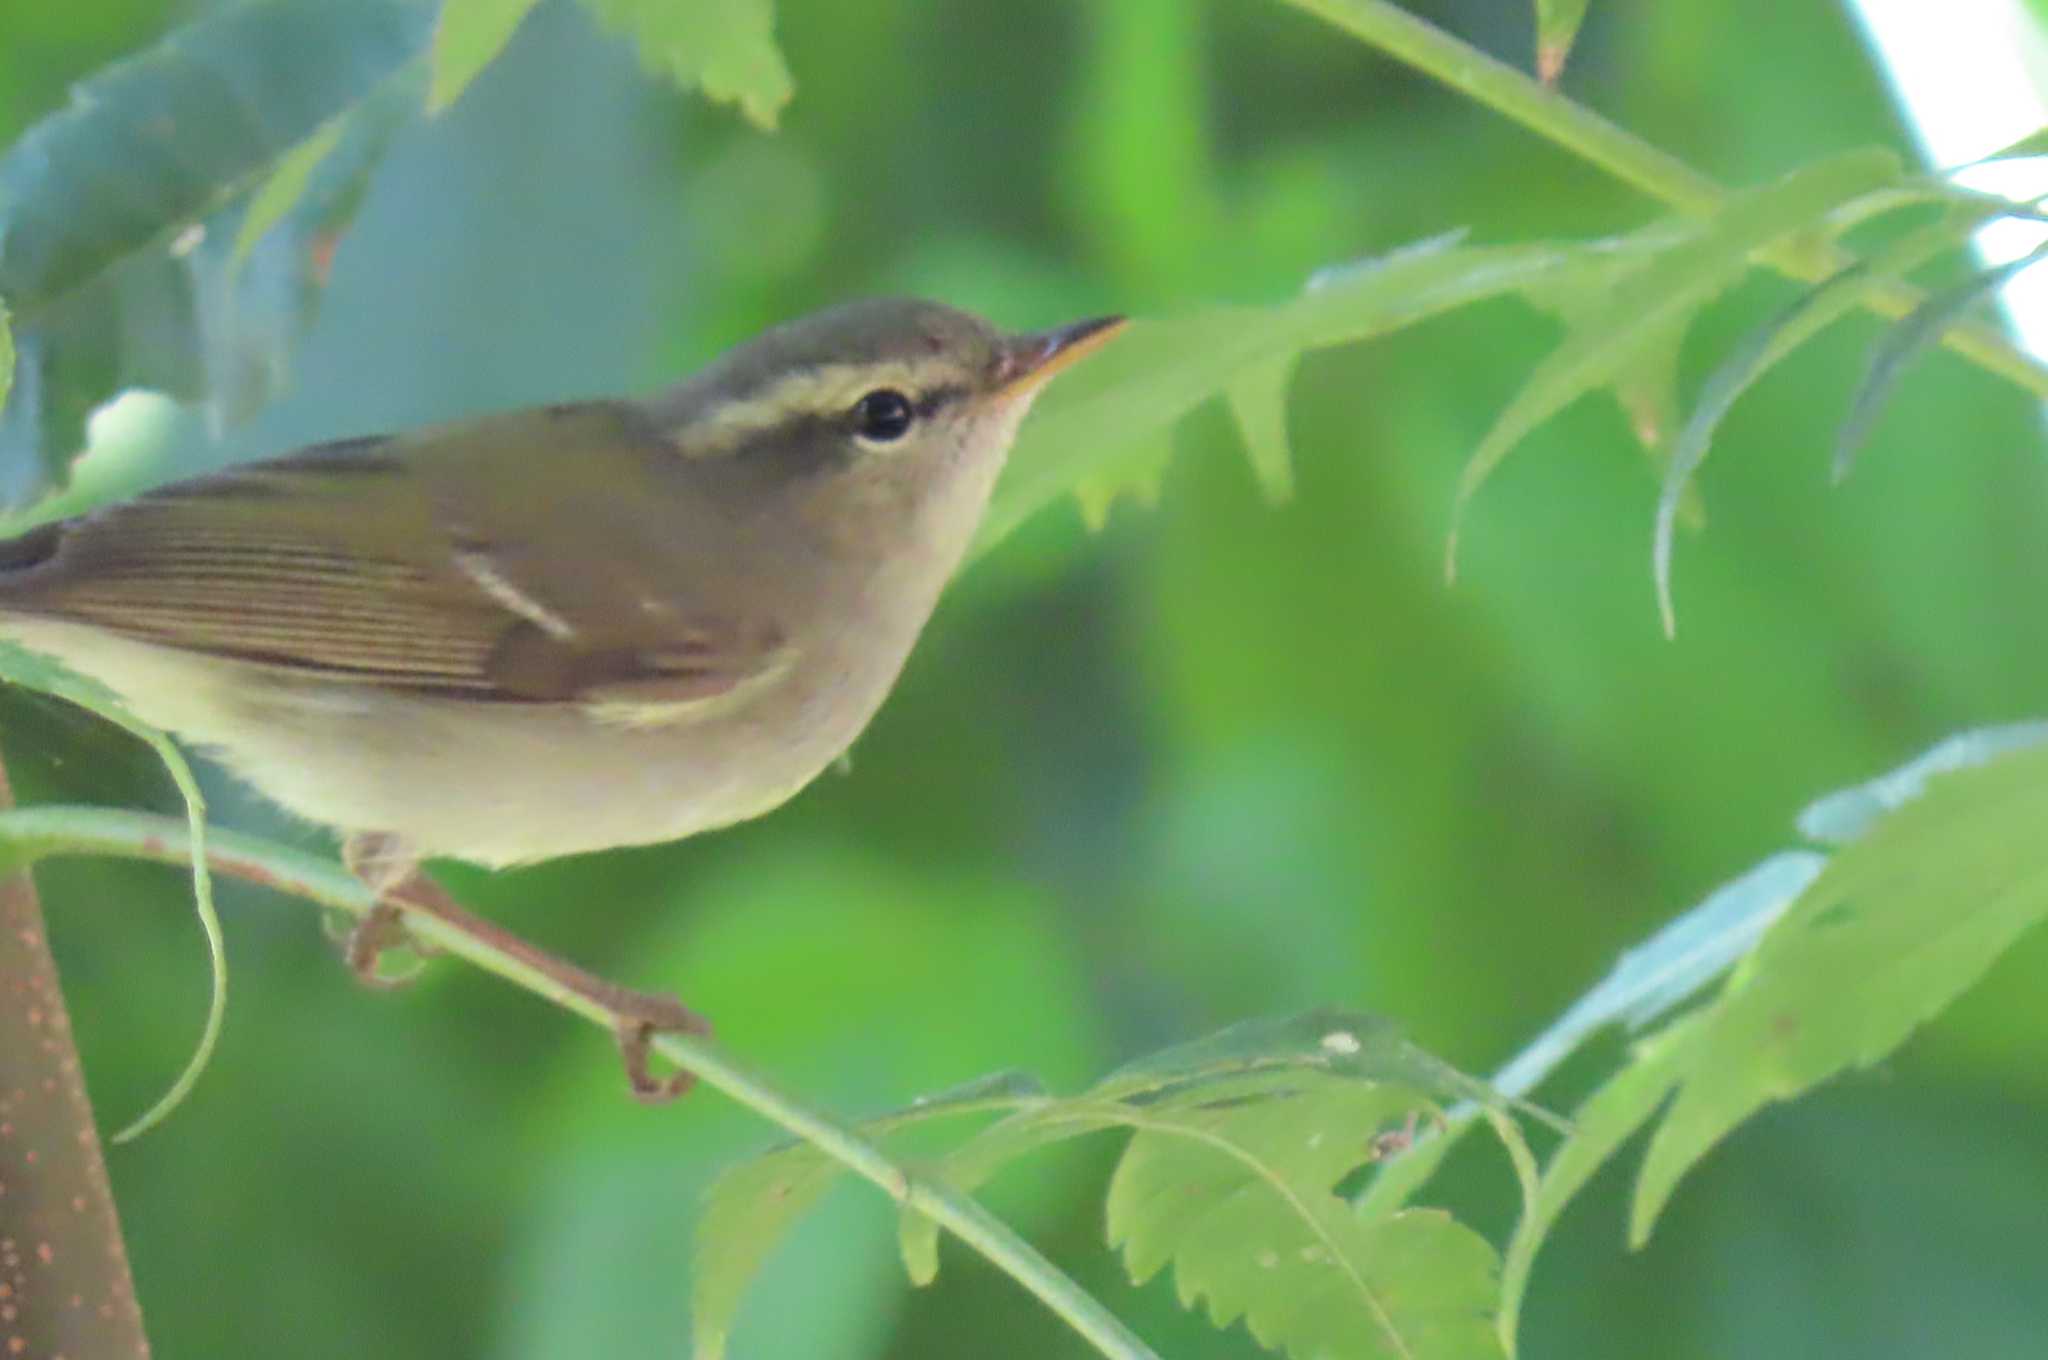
[1496,1014,1699,1348]
[700,1009,1520,1360]
[983,236,1594,553]
[1445,148,1903,579]
[1630,741,2048,1242]
[1225,352,1299,503]
[1953,124,2048,169]
[1489,851,1823,1101]
[1107,1070,1503,1360]
[900,1009,1529,1360]
[0,639,222,1141]
[1357,848,1820,1228]
[1796,721,2048,845]
[1098,1008,1496,1103]
[0,0,433,504]
[1609,315,1684,453]
[692,1070,1046,1360]
[1072,426,1174,532]
[430,0,546,112]
[1533,0,1590,84]
[1652,212,1977,635]
[1832,239,2048,481]
[904,1067,1497,1358]
[231,118,350,269]
[0,0,428,317]
[577,0,793,130]
[202,68,424,426]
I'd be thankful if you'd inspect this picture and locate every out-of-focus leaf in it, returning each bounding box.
[984,236,1595,551]
[1497,1014,1698,1348]
[231,119,349,268]
[1833,239,2048,481]
[1631,742,2048,1242]
[0,0,427,315]
[197,69,423,429]
[1487,852,1823,1102]
[1651,212,1976,635]
[1534,0,1590,85]
[1795,720,2048,845]
[430,0,546,112]
[1360,851,1817,1224]
[1954,124,2048,168]
[1225,349,1298,504]
[1099,1009,1497,1102]
[0,0,433,504]
[1609,317,1683,453]
[1445,148,1903,577]
[1399,722,2048,1348]
[1073,426,1174,531]
[0,640,220,1142]
[1518,228,1695,512]
[692,1070,1046,1360]
[578,0,793,129]
[0,300,11,417]
[1106,1071,1505,1360]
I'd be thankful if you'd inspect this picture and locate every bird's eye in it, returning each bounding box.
[853,388,915,443]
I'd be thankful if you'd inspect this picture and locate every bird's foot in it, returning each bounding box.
[605,989,715,1104]
[339,832,713,1102]
[343,900,431,989]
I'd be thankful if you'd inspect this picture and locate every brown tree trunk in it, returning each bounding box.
[0,755,151,1358]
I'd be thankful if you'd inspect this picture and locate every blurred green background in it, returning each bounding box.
[7,0,2048,1356]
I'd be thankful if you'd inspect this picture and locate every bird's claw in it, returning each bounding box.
[344,902,436,989]
[615,996,714,1104]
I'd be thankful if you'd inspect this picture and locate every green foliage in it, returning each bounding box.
[579,0,792,130]
[1832,241,2048,481]
[429,0,544,112]
[690,1070,1046,1360]
[7,2,2048,1358]
[987,237,1589,549]
[1224,353,1299,504]
[699,1012,1526,1360]
[230,117,350,268]
[1533,0,1590,82]
[1444,149,1903,575]
[1652,213,1979,634]
[0,0,429,504]
[433,0,795,123]
[1495,1014,1696,1341]
[1105,1075,1501,1360]
[1631,737,2048,1240]
[1961,123,2048,167]
[0,0,796,508]
[1478,728,2048,1334]
[0,0,425,315]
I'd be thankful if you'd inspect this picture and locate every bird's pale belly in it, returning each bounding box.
[2,615,899,867]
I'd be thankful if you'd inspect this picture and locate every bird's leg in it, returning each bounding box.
[340,832,711,1102]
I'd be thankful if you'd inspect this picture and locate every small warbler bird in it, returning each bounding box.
[0,298,1125,1096]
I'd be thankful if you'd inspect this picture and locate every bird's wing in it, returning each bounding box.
[0,409,786,704]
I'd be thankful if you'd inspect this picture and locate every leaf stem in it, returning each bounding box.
[0,805,1164,1360]
[1281,0,2048,400]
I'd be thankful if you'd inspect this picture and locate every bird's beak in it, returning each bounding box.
[991,315,1128,399]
